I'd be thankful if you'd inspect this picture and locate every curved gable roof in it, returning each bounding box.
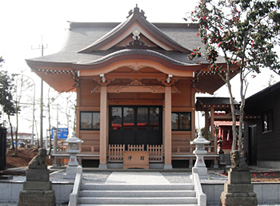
[79,6,191,53]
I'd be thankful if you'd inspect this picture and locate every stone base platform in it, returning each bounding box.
[220,169,258,206]
[18,190,56,206]
[221,191,258,206]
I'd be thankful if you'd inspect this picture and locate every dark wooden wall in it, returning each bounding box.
[244,87,280,162]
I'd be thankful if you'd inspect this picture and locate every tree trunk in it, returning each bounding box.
[8,115,14,149]
[66,99,69,129]
[238,69,246,153]
[15,110,18,156]
[239,101,244,152]
[225,63,237,151]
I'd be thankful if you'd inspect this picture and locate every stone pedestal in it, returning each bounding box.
[18,190,55,206]
[220,168,258,206]
[65,165,83,179]
[18,169,56,206]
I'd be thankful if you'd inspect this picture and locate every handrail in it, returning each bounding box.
[52,153,100,157]
[68,170,83,206]
[192,172,206,206]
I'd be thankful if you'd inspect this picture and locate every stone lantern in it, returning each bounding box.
[218,136,224,154]
[191,131,210,179]
[64,132,83,178]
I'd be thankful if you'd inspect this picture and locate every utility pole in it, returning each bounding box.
[32,36,48,148]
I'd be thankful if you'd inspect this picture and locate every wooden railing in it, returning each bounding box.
[128,144,144,151]
[108,144,125,162]
[147,145,163,162]
[108,144,163,162]
[172,141,216,155]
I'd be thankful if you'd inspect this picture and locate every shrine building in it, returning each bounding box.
[26,6,237,169]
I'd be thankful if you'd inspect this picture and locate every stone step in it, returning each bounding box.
[78,204,198,206]
[81,183,194,190]
[78,197,198,205]
[78,183,197,205]
[79,189,196,197]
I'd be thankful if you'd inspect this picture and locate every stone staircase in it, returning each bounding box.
[77,183,198,205]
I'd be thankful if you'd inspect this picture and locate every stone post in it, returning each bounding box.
[191,131,210,179]
[18,148,56,206]
[220,150,257,206]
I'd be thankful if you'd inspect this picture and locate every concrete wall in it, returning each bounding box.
[258,160,280,169]
[0,182,73,204]
[202,183,224,205]
[1,181,280,205]
[202,182,280,205]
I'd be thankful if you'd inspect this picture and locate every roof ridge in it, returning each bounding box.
[78,6,192,53]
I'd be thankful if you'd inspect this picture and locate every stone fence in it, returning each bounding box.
[0,181,73,204]
[202,182,280,205]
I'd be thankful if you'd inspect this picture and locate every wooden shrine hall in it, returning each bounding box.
[26,6,238,169]
[195,97,240,155]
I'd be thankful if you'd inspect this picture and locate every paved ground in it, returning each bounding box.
[105,172,170,184]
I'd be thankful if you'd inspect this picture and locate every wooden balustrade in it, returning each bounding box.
[108,144,163,162]
[108,144,125,162]
[147,145,163,162]
[128,144,144,151]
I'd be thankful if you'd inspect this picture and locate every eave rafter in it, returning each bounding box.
[32,67,79,93]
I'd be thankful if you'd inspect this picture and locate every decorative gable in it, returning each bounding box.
[79,5,191,53]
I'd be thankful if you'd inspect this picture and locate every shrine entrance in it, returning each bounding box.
[109,106,162,149]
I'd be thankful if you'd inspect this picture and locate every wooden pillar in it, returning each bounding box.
[99,85,108,169]
[189,87,196,168]
[210,106,215,143]
[164,86,172,169]
[191,87,196,139]
[204,110,209,140]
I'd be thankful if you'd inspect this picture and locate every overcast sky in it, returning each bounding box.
[0,0,279,134]
[1,0,279,95]
[0,0,196,69]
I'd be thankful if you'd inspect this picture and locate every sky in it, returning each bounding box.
[0,0,280,135]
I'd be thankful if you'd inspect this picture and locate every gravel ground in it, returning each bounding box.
[10,170,228,184]
[54,170,228,184]
[161,171,228,183]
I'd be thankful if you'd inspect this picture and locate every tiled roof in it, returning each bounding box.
[246,81,280,103]
[26,6,225,66]
[196,97,239,105]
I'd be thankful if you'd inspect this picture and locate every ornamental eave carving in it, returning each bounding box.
[91,85,180,94]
